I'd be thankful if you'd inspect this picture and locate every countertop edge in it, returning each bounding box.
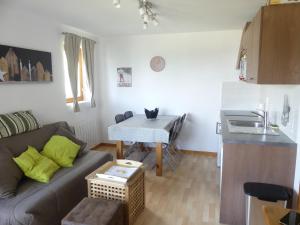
[220,110,297,148]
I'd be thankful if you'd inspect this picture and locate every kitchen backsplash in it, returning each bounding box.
[222,81,300,141]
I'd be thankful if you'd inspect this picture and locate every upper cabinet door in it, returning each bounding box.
[237,3,300,84]
[247,9,261,83]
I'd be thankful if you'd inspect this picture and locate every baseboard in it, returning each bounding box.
[91,142,217,158]
[178,149,217,158]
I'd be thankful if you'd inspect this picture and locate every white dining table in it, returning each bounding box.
[108,114,179,176]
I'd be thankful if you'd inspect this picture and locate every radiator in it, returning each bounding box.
[73,121,100,148]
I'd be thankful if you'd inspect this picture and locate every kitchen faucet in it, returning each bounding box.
[254,109,269,131]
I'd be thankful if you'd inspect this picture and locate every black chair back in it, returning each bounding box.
[173,114,187,140]
[124,111,133,120]
[169,118,181,143]
[115,114,125,124]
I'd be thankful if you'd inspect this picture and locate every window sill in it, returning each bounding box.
[66,100,90,106]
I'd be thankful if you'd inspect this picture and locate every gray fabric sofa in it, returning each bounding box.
[0,122,113,225]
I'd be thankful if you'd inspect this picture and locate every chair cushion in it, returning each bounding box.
[0,145,23,198]
[13,146,60,183]
[41,135,80,167]
[56,126,87,157]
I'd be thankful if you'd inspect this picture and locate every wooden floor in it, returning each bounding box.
[96,146,223,225]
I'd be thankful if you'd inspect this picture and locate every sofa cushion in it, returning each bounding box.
[0,151,113,225]
[14,146,60,183]
[0,111,40,139]
[56,126,87,157]
[0,121,70,157]
[42,135,80,167]
[0,145,23,199]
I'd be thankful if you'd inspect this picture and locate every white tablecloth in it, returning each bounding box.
[108,115,179,143]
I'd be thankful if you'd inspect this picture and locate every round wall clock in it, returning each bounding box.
[150,56,166,72]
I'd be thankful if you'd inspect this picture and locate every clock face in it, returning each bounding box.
[150,56,165,72]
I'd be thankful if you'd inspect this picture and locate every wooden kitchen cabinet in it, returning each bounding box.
[219,143,297,225]
[237,3,300,84]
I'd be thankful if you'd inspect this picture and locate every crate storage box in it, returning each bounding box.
[85,160,145,225]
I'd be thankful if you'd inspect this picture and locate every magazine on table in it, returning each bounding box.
[96,164,140,183]
[104,165,138,179]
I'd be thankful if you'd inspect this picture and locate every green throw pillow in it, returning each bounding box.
[13,146,60,183]
[41,135,80,167]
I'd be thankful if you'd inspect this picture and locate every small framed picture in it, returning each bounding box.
[117,67,132,87]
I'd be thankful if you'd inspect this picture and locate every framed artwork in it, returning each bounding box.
[0,44,53,83]
[117,67,132,87]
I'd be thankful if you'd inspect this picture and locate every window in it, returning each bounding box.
[63,48,84,103]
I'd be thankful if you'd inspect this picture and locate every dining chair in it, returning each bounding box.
[124,111,133,120]
[114,114,136,158]
[115,112,143,160]
[163,114,187,170]
[173,113,186,142]
[115,114,125,124]
[162,118,181,170]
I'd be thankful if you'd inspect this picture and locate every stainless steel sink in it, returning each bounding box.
[227,120,279,136]
[228,120,264,128]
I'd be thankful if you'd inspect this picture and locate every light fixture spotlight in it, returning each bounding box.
[139,7,146,15]
[113,0,121,8]
[153,18,159,26]
[143,14,150,23]
[143,22,148,30]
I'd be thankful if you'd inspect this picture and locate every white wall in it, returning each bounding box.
[98,31,241,152]
[0,5,102,146]
[222,82,300,140]
[222,82,300,200]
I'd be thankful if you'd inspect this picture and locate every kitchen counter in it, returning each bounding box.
[219,111,297,225]
[221,110,296,147]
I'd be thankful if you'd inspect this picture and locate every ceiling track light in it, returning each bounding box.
[138,0,159,29]
[113,0,159,29]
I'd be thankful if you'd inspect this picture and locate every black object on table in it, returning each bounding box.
[145,108,159,119]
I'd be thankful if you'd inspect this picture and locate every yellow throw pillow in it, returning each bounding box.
[41,135,80,167]
[13,146,60,183]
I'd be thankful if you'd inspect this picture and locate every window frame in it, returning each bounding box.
[66,48,84,103]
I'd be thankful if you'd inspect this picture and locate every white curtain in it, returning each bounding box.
[64,33,81,112]
[82,38,96,108]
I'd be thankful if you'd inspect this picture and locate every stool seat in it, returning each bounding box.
[62,198,124,225]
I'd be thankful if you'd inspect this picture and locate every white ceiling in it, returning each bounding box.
[2,0,266,36]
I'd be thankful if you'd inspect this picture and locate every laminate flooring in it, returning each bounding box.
[95,146,223,225]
